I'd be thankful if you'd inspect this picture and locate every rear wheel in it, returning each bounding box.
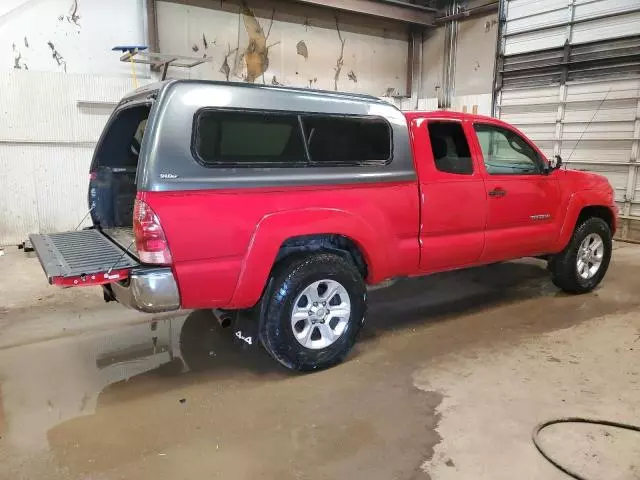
[260,253,366,372]
[550,217,612,294]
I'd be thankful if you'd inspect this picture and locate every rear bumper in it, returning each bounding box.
[110,267,180,313]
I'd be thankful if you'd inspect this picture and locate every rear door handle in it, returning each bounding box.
[488,188,506,198]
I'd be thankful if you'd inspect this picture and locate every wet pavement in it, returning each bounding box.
[0,244,638,479]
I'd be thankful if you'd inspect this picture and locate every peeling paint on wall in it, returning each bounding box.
[220,45,237,81]
[241,5,276,83]
[68,0,81,27]
[296,40,308,60]
[58,0,81,28]
[47,41,66,72]
[12,43,28,70]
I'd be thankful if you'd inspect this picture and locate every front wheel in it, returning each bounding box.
[550,217,612,294]
[259,253,367,372]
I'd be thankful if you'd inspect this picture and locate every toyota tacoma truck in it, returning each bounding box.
[30,80,618,371]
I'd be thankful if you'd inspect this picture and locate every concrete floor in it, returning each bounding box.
[0,244,638,480]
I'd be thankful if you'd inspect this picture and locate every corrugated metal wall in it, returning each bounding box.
[495,0,640,240]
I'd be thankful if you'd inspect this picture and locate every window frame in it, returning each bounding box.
[300,112,394,167]
[472,122,546,176]
[191,107,308,168]
[426,119,475,176]
[191,107,394,168]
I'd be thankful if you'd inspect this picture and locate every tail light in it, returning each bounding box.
[133,199,173,265]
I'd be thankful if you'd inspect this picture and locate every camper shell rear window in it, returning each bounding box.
[192,108,392,167]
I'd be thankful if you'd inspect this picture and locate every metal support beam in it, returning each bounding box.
[406,28,423,107]
[146,0,159,70]
[435,1,498,24]
[440,0,459,108]
[291,0,435,26]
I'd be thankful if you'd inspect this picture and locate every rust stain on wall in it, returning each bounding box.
[241,5,275,83]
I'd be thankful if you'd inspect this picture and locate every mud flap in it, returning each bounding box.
[231,309,260,350]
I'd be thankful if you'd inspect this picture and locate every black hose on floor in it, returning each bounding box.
[532,417,640,480]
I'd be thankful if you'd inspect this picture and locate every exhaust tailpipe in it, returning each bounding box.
[213,309,232,328]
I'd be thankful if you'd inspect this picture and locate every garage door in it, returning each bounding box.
[494,0,640,241]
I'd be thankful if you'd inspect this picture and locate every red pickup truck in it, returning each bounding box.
[31,80,617,371]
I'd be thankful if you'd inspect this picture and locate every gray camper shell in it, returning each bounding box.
[89,80,416,230]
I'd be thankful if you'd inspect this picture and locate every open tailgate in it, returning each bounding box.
[29,229,139,287]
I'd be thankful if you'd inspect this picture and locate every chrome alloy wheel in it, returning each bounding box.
[290,279,351,350]
[576,233,604,280]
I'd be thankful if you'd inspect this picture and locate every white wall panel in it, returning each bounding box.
[0,144,94,246]
[0,71,141,143]
[504,26,566,55]
[454,10,498,96]
[503,0,640,55]
[572,11,640,45]
[505,0,566,21]
[421,26,446,101]
[573,0,640,21]
[0,71,149,245]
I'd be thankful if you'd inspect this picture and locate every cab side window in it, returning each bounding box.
[427,122,474,175]
[474,124,541,175]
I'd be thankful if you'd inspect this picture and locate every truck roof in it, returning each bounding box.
[403,110,499,124]
[125,79,395,108]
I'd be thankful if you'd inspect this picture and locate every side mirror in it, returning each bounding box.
[545,155,562,174]
[553,154,563,170]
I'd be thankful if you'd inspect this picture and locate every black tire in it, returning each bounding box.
[550,217,612,294]
[259,253,367,372]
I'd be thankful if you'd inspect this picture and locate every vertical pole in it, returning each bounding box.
[491,0,507,118]
[623,89,640,240]
[441,0,459,109]
[129,54,139,88]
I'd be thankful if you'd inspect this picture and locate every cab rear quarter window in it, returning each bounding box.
[192,109,392,167]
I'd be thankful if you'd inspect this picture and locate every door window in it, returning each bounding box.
[474,124,541,175]
[427,122,473,175]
